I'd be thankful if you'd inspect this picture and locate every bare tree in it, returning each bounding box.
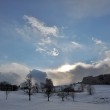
[25,74,33,101]
[63,85,74,95]
[70,92,75,102]
[0,81,18,100]
[4,82,11,100]
[58,87,67,101]
[80,82,84,92]
[40,82,45,92]
[44,78,53,101]
[0,82,11,100]
[33,82,39,93]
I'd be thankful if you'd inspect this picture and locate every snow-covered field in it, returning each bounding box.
[0,85,110,110]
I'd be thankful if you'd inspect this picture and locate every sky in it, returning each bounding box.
[0,0,110,85]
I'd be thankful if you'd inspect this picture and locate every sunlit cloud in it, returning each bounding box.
[46,51,110,85]
[56,64,75,72]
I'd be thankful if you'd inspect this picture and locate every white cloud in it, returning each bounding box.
[17,16,103,59]
[23,15,59,37]
[58,41,84,53]
[16,25,34,40]
[92,37,104,45]
[47,48,59,57]
[36,47,46,53]
[38,37,56,46]
[36,41,83,56]
[16,15,60,57]
[71,41,83,48]
[92,37,108,56]
[36,47,59,57]
[16,15,85,57]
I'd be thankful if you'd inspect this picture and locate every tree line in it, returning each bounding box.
[0,74,95,101]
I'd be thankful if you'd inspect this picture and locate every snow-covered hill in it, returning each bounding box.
[0,85,110,110]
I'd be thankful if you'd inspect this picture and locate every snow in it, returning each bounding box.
[0,85,110,110]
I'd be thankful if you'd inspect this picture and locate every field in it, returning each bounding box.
[0,85,110,110]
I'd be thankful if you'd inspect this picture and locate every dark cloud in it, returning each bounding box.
[0,63,47,85]
[29,69,47,83]
[69,63,110,83]
[0,63,30,84]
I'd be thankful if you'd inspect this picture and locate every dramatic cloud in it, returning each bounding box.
[0,63,48,85]
[0,63,30,84]
[64,0,110,19]
[46,51,110,86]
[1,54,110,86]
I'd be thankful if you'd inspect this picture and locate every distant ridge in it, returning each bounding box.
[82,74,110,85]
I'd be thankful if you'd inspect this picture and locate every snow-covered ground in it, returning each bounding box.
[0,85,110,110]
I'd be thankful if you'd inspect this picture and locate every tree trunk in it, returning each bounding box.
[48,94,49,101]
[37,88,38,93]
[62,97,64,101]
[29,88,31,101]
[29,94,31,101]
[6,91,8,100]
